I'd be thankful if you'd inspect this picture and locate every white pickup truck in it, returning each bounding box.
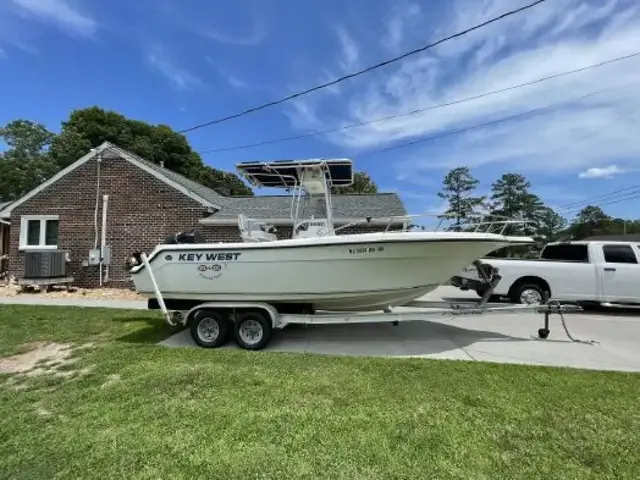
[450,240,640,307]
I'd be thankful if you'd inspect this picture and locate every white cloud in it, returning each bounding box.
[147,47,202,91]
[283,0,640,182]
[227,76,248,89]
[579,164,625,179]
[11,0,97,37]
[381,1,422,52]
[335,26,359,72]
[156,1,267,46]
[198,22,266,46]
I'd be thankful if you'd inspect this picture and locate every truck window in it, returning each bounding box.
[540,244,589,262]
[602,244,638,264]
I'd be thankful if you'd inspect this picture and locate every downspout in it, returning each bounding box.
[101,194,109,285]
[94,151,102,285]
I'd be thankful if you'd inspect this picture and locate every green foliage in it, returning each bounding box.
[331,171,378,195]
[536,206,568,242]
[0,107,253,202]
[0,120,60,202]
[566,205,640,239]
[437,166,486,229]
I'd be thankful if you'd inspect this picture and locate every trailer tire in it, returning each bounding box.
[510,281,546,305]
[190,309,230,348]
[234,311,273,351]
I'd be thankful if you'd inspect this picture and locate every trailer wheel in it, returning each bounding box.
[234,311,273,351]
[190,309,230,348]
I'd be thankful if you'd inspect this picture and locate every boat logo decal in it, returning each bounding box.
[197,263,225,280]
[177,252,242,262]
[165,255,173,261]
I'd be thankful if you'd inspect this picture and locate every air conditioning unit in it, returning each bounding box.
[24,250,68,279]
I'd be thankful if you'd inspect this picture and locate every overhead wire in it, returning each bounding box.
[559,190,640,216]
[199,51,640,154]
[557,184,640,211]
[356,79,639,157]
[178,0,551,134]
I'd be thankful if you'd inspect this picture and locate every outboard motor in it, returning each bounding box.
[124,251,143,270]
[165,229,206,244]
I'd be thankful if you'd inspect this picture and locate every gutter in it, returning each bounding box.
[0,218,9,225]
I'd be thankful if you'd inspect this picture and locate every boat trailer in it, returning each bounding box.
[140,253,589,351]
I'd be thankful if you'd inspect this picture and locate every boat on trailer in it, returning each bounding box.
[129,159,534,311]
[127,158,581,350]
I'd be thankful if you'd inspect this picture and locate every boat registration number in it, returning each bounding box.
[349,246,384,255]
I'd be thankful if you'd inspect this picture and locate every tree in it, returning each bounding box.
[7,106,254,199]
[197,166,255,196]
[489,173,545,235]
[567,205,613,239]
[536,207,567,242]
[0,120,59,201]
[332,171,378,195]
[437,167,486,229]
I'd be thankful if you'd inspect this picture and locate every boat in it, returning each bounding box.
[127,158,534,312]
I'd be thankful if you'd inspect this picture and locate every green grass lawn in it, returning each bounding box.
[0,305,639,480]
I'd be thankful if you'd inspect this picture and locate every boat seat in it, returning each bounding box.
[238,214,277,242]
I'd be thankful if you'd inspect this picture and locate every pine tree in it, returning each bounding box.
[437,167,486,230]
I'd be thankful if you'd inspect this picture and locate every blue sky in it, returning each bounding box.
[1,0,639,222]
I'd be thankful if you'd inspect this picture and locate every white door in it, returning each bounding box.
[600,244,640,303]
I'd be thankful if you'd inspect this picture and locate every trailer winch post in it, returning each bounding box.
[140,252,175,326]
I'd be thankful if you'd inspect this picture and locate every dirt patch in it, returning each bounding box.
[0,282,141,301]
[0,341,98,387]
[0,342,73,375]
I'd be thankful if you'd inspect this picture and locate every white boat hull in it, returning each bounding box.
[130,231,530,312]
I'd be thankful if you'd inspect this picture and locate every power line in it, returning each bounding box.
[199,51,640,154]
[561,191,640,217]
[178,0,551,134]
[357,80,638,157]
[557,183,640,210]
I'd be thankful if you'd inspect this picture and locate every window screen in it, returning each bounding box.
[602,244,638,264]
[540,244,589,262]
[45,219,59,246]
[26,220,41,246]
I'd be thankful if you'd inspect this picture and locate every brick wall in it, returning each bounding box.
[9,155,238,288]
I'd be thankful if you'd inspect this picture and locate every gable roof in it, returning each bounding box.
[202,192,407,225]
[0,142,224,217]
[106,144,229,208]
[0,142,408,223]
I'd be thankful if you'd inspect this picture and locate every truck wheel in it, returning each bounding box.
[234,311,273,351]
[190,309,230,348]
[511,283,545,305]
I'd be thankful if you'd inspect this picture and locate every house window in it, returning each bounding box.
[19,215,59,250]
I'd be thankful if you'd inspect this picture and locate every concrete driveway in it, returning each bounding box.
[160,286,640,373]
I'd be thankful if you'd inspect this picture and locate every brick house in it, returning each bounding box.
[0,142,408,288]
